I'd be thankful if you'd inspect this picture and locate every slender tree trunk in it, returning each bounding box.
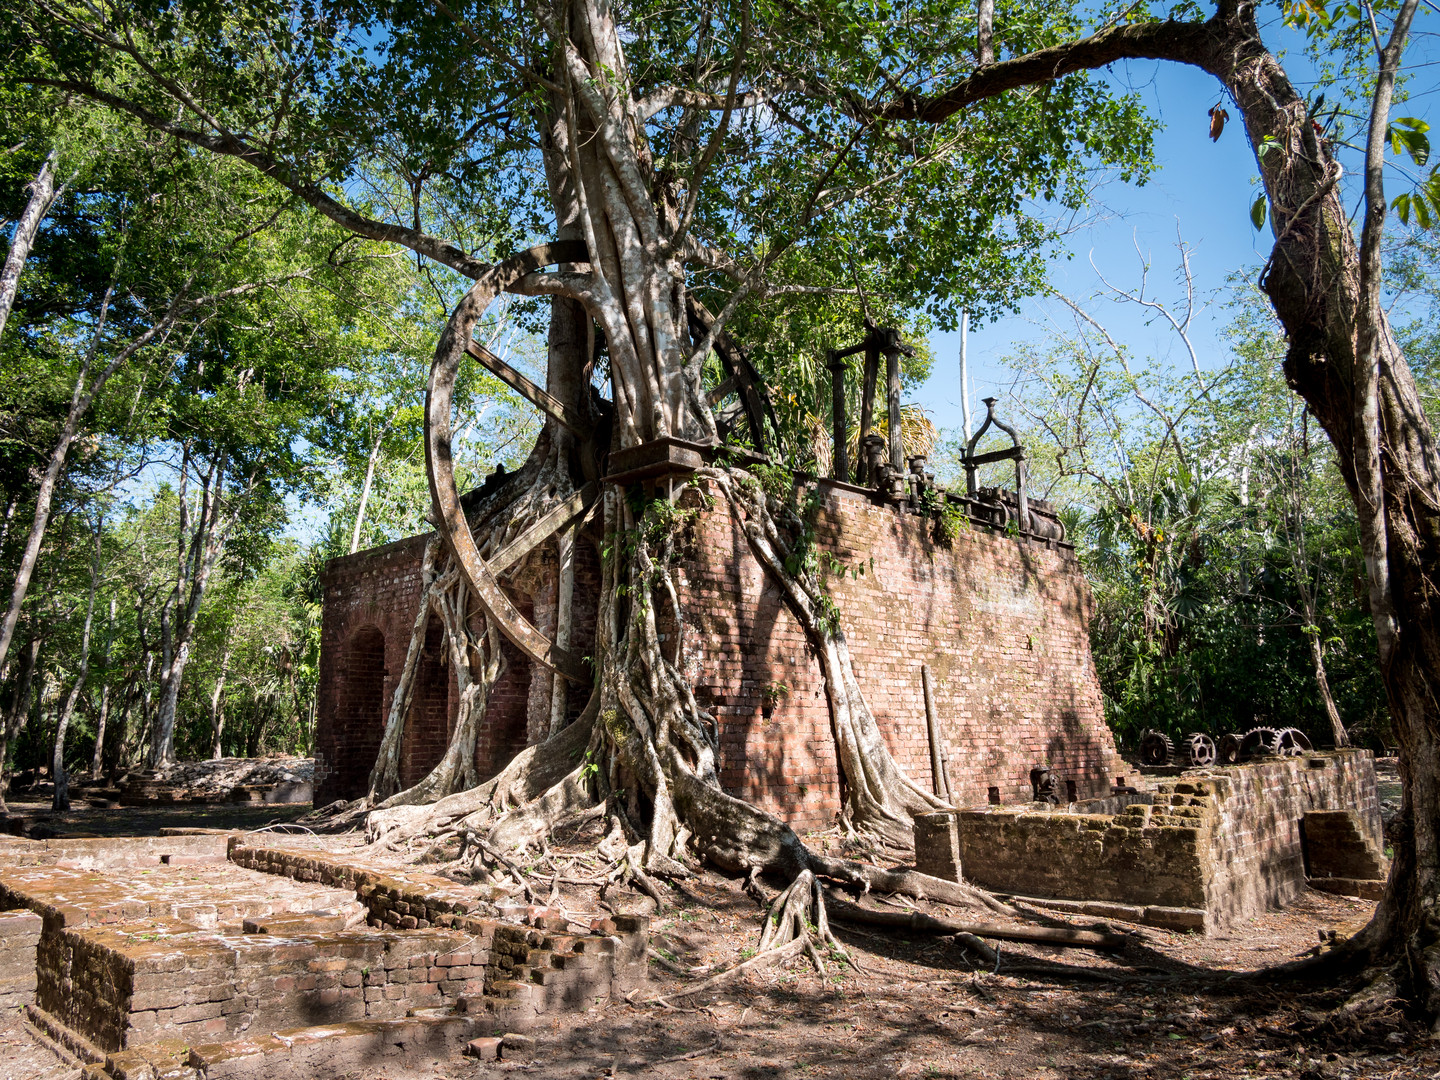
[111,673,142,770]
[209,637,233,759]
[0,273,191,678]
[131,652,155,766]
[90,595,118,778]
[1303,626,1348,747]
[0,148,61,344]
[152,452,231,767]
[350,417,394,555]
[0,494,17,558]
[548,527,576,737]
[54,520,103,811]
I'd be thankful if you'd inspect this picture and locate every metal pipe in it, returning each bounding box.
[858,334,880,483]
[922,664,951,801]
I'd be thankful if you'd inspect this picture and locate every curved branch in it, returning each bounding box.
[877,17,1215,123]
[637,81,800,121]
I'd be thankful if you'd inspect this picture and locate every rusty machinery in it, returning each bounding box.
[1139,726,1314,768]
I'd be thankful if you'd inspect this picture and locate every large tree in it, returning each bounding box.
[11,0,1440,1009]
[3,0,1150,902]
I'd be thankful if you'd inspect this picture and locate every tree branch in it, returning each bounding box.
[20,77,492,279]
[876,17,1214,123]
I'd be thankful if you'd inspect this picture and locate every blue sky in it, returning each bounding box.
[919,14,1440,440]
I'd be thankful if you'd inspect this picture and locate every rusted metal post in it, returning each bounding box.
[883,327,904,473]
[1016,449,1029,537]
[827,351,849,482]
[857,331,880,484]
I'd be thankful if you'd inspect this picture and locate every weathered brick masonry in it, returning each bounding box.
[0,836,648,1059]
[677,479,1114,828]
[950,751,1384,932]
[316,478,1116,828]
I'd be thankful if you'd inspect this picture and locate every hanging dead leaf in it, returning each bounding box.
[1209,105,1229,142]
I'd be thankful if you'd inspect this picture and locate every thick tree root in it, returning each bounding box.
[822,890,1128,952]
[757,870,857,974]
[646,870,854,1003]
[365,702,597,850]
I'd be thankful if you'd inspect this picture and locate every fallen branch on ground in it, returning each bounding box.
[823,890,1129,951]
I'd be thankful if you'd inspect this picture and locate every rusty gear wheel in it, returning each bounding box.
[1218,734,1242,765]
[1184,733,1217,767]
[1139,730,1175,767]
[1275,728,1313,756]
[1240,727,1280,760]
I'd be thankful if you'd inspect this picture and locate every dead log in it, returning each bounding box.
[824,891,1129,951]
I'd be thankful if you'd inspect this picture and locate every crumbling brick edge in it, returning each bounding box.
[226,841,649,1026]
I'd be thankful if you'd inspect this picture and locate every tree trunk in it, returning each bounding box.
[90,595,118,778]
[209,637,233,759]
[1304,628,1348,748]
[879,0,1440,1012]
[53,519,102,811]
[349,418,393,555]
[0,148,61,343]
[0,276,193,679]
[380,0,956,892]
[0,635,41,812]
[152,451,231,767]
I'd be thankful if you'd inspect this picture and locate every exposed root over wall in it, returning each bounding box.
[362,461,1007,923]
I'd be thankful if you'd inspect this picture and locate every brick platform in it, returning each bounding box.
[947,750,1385,932]
[315,478,1117,828]
[0,836,649,1077]
[0,909,40,1013]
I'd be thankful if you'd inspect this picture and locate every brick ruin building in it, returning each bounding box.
[315,395,1121,829]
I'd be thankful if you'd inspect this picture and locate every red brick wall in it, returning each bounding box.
[316,481,1115,828]
[317,534,432,803]
[401,616,452,789]
[675,479,1115,830]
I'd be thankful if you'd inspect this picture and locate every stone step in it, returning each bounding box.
[25,1005,106,1066]
[1310,876,1386,901]
[239,910,356,935]
[1303,810,1388,880]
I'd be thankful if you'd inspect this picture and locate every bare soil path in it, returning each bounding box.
[2,798,1426,1080]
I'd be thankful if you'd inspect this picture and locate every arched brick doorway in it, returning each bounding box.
[333,625,386,799]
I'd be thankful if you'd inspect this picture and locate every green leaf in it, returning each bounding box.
[1388,119,1431,166]
[1250,192,1268,231]
[1394,191,1413,225]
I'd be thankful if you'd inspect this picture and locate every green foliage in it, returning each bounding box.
[985,279,1390,751]
[750,462,797,506]
[921,488,969,547]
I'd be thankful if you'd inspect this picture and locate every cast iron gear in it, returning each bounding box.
[1275,728,1313,756]
[1184,733,1217,767]
[1218,734,1242,765]
[1239,726,1280,760]
[1139,730,1175,767]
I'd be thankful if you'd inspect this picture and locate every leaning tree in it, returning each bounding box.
[865,0,1440,1020]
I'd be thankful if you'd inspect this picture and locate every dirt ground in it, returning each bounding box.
[4,794,1431,1080]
